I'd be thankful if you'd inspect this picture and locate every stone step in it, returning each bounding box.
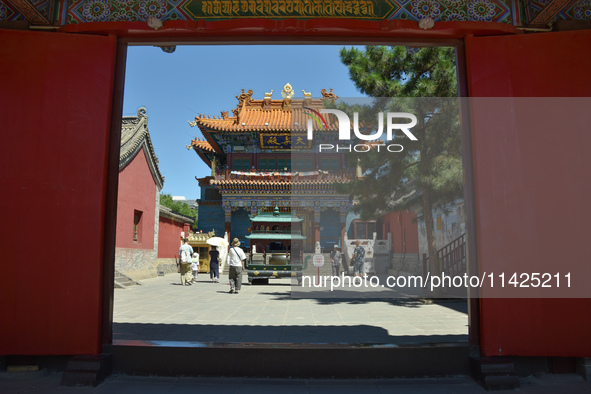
[61,354,112,387]
[114,270,142,288]
[470,357,519,390]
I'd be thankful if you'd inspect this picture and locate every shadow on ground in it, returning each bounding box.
[113,322,467,345]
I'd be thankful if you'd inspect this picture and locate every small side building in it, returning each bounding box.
[116,107,194,280]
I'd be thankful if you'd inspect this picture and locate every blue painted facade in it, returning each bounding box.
[231,208,251,248]
[320,209,341,248]
[197,184,225,236]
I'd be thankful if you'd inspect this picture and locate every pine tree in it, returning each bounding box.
[339,46,463,291]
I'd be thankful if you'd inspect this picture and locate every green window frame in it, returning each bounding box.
[259,158,267,170]
[321,158,339,170]
[331,158,339,170]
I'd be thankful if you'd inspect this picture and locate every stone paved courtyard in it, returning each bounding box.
[113,273,468,345]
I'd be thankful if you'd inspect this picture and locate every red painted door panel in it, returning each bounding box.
[0,29,116,355]
[465,30,591,357]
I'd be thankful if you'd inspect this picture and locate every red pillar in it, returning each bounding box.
[225,221,231,243]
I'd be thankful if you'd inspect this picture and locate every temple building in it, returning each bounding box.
[188,83,352,253]
[117,107,195,280]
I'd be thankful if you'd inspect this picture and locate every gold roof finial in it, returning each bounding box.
[281,83,294,99]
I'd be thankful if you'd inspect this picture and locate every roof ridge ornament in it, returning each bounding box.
[137,107,147,117]
[321,88,339,100]
[236,88,254,106]
[234,89,253,123]
[302,89,312,106]
[282,83,293,110]
[263,90,273,110]
[281,83,294,99]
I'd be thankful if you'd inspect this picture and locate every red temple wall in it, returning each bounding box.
[381,211,419,254]
[158,216,184,258]
[0,29,116,355]
[116,148,156,250]
[465,29,591,357]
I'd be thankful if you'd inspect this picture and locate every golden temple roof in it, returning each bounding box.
[190,138,214,152]
[192,84,340,133]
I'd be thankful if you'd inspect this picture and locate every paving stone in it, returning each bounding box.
[113,274,469,345]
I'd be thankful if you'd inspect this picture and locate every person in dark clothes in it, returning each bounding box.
[209,246,220,283]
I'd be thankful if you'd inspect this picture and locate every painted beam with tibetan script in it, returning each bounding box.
[182,0,395,19]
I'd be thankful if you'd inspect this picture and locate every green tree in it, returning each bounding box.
[160,193,198,229]
[339,46,463,290]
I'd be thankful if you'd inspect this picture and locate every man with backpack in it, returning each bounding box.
[178,238,194,286]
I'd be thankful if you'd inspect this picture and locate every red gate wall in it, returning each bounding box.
[2,22,590,360]
[0,29,116,355]
[465,30,591,357]
[117,148,157,250]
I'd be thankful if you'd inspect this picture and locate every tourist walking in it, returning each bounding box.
[191,252,199,283]
[178,238,194,286]
[227,238,246,294]
[352,240,365,278]
[209,245,220,283]
[330,244,342,278]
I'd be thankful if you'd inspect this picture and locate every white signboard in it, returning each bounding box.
[313,254,324,267]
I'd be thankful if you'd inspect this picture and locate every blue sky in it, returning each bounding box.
[122,45,366,199]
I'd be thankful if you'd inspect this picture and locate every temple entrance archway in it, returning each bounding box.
[2,6,591,378]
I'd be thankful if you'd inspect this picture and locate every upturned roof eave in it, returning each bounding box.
[119,109,164,190]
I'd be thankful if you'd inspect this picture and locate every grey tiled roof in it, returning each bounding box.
[120,107,164,190]
[159,204,195,224]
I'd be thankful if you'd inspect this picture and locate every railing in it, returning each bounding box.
[249,230,293,234]
[248,251,292,265]
[422,233,466,280]
[215,168,354,182]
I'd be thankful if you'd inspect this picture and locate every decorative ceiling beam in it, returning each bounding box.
[5,0,49,24]
[529,0,576,26]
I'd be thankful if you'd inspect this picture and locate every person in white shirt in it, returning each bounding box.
[178,238,194,286]
[191,252,200,283]
[227,238,246,294]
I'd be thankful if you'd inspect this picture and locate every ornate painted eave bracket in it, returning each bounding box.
[4,0,49,24]
[528,0,577,27]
